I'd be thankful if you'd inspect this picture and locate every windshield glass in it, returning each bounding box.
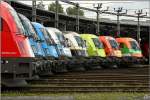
[109,39,119,49]
[31,45,38,54]
[55,32,68,46]
[75,36,86,47]
[9,8,25,34]
[40,28,54,44]
[19,15,37,36]
[21,15,36,35]
[92,38,103,49]
[56,32,65,42]
[130,41,140,50]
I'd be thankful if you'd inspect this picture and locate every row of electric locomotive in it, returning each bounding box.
[0,1,147,86]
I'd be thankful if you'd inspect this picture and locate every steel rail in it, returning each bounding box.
[2,86,149,92]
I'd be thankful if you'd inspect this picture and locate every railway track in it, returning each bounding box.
[65,66,149,74]
[2,86,149,92]
[27,80,149,86]
[40,75,148,79]
[2,65,150,93]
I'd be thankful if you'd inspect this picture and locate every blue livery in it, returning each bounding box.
[32,22,59,58]
[18,14,45,57]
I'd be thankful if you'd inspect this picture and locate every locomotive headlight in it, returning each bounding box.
[1,60,8,64]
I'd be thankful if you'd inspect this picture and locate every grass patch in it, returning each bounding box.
[1,92,148,100]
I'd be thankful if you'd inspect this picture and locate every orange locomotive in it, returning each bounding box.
[116,38,143,57]
[116,37,147,64]
[99,36,122,57]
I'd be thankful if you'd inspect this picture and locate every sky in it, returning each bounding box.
[18,0,150,21]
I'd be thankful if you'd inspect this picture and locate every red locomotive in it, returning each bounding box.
[1,1,35,86]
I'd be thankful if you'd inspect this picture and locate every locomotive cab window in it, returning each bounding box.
[75,36,85,47]
[92,38,103,49]
[8,8,25,34]
[130,41,140,50]
[108,39,119,49]
[56,33,67,47]
[40,28,53,45]
[31,45,38,54]
[19,14,37,37]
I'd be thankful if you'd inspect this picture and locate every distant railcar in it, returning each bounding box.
[116,37,146,64]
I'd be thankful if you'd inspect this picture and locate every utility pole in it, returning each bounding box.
[94,3,102,35]
[76,3,79,33]
[55,0,59,28]
[135,9,147,44]
[32,0,36,22]
[114,7,127,37]
[94,3,108,35]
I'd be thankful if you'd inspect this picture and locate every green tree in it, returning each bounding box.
[48,2,64,13]
[37,2,45,10]
[66,7,84,16]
